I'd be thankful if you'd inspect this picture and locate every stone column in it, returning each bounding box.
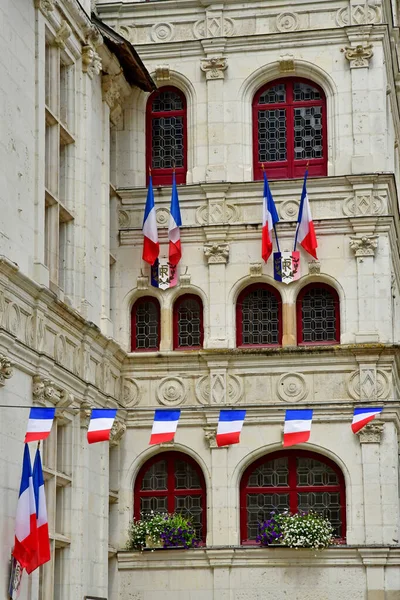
[349,234,379,342]
[358,422,384,544]
[207,549,233,600]
[200,40,228,182]
[359,548,388,600]
[204,239,229,348]
[204,425,231,546]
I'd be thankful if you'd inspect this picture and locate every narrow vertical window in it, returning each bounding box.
[297,284,340,345]
[236,284,282,347]
[131,296,161,351]
[173,294,203,350]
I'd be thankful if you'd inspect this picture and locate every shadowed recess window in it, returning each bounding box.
[240,450,346,542]
[173,294,203,350]
[134,452,206,541]
[131,296,160,351]
[252,78,327,181]
[297,283,340,345]
[236,284,282,347]
[146,86,187,186]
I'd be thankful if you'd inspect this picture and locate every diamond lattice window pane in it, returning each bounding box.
[175,460,201,489]
[297,457,339,486]
[140,496,168,516]
[240,288,280,345]
[135,300,159,349]
[247,457,289,488]
[301,288,337,342]
[297,491,342,536]
[246,493,289,539]
[152,116,184,169]
[152,90,183,112]
[293,106,323,160]
[177,298,202,347]
[174,495,203,539]
[141,460,168,490]
[258,84,286,104]
[258,109,287,162]
[293,82,321,102]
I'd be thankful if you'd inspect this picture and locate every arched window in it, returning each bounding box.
[131,296,160,352]
[146,86,187,186]
[240,450,346,543]
[134,451,207,542]
[236,284,282,347]
[173,294,203,350]
[297,283,340,345]
[253,78,327,181]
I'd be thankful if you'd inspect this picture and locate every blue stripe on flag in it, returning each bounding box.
[285,409,313,421]
[29,407,55,420]
[19,444,32,496]
[154,409,181,422]
[353,407,382,416]
[32,448,44,517]
[219,410,246,422]
[170,172,182,226]
[143,176,155,224]
[90,409,118,420]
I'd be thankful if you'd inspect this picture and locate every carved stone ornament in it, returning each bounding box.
[279,199,299,221]
[32,375,57,405]
[82,30,102,78]
[118,210,130,228]
[357,421,384,444]
[151,23,175,43]
[155,65,170,82]
[308,260,321,275]
[276,12,300,32]
[156,207,170,227]
[336,4,382,27]
[347,368,390,401]
[180,271,191,287]
[137,275,149,290]
[279,54,295,73]
[34,0,55,16]
[102,74,121,111]
[58,389,74,408]
[122,377,140,407]
[0,354,13,386]
[157,376,186,407]
[350,235,378,257]
[200,57,228,81]
[193,15,235,39]
[277,373,308,403]
[342,44,373,68]
[196,201,240,225]
[342,194,384,216]
[203,426,218,449]
[54,20,72,49]
[110,419,127,446]
[250,263,263,277]
[204,242,229,264]
[195,374,243,405]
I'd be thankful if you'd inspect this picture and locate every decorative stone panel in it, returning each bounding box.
[122,377,141,407]
[277,373,308,403]
[193,16,235,39]
[0,354,13,386]
[157,376,186,406]
[336,4,382,26]
[203,426,218,449]
[151,23,175,43]
[196,201,239,225]
[196,374,243,405]
[249,263,263,277]
[357,422,384,444]
[154,65,170,82]
[279,54,295,73]
[347,369,390,401]
[342,194,384,216]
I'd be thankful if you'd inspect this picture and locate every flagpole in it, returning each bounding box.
[262,163,280,253]
[293,163,309,252]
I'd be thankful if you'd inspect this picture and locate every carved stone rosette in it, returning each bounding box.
[342,44,373,68]
[0,353,13,386]
[350,235,378,257]
[204,242,229,264]
[357,422,384,444]
[200,57,228,81]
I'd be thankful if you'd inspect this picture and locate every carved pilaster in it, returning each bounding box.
[204,242,229,264]
[357,422,384,444]
[350,235,378,257]
[0,354,13,386]
[54,20,72,49]
[200,57,227,80]
[342,44,373,68]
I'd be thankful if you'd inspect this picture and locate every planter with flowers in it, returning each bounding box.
[257,511,334,550]
[127,511,198,551]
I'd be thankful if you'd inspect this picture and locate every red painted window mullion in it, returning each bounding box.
[288,454,298,514]
[167,454,176,514]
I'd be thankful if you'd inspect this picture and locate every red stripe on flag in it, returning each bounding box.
[283,431,311,448]
[149,432,175,445]
[351,415,376,434]
[261,225,273,263]
[87,429,111,444]
[24,431,50,443]
[142,238,160,265]
[300,222,318,259]
[169,240,181,267]
[216,432,240,447]
[14,513,38,572]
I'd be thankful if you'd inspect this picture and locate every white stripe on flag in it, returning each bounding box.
[353,411,379,425]
[143,207,158,243]
[27,419,53,433]
[88,417,115,433]
[151,420,179,435]
[15,487,31,541]
[217,420,244,435]
[284,419,312,434]
[37,485,47,527]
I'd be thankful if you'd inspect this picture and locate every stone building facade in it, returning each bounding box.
[1,0,400,599]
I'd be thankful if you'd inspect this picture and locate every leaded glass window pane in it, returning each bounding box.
[241,288,279,345]
[298,492,342,537]
[246,493,289,539]
[141,460,168,491]
[294,106,323,160]
[140,496,168,516]
[259,84,286,104]
[247,458,289,487]
[297,457,339,486]
[175,460,201,489]
[301,288,337,342]
[152,116,184,169]
[258,109,287,163]
[135,300,159,349]
[175,495,203,538]
[293,82,321,102]
[177,298,202,347]
[152,90,183,112]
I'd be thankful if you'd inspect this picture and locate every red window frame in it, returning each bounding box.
[173,294,204,350]
[146,86,187,187]
[131,296,161,352]
[236,283,282,348]
[134,451,207,543]
[252,78,327,181]
[296,283,340,346]
[240,449,346,543]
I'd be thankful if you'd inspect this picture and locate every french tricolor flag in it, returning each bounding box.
[87,409,117,444]
[262,171,279,263]
[142,174,159,265]
[28,448,50,572]
[351,407,383,434]
[25,407,55,443]
[283,409,313,447]
[13,445,38,571]
[216,410,246,447]
[295,171,318,259]
[149,409,181,445]
[168,172,182,267]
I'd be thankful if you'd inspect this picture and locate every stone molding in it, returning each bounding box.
[349,235,378,257]
[204,242,230,264]
[54,20,72,49]
[34,0,55,17]
[200,57,228,80]
[0,353,13,386]
[357,421,384,444]
[151,22,175,43]
[342,44,373,68]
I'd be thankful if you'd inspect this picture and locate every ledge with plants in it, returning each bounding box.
[126,511,199,551]
[256,510,335,550]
